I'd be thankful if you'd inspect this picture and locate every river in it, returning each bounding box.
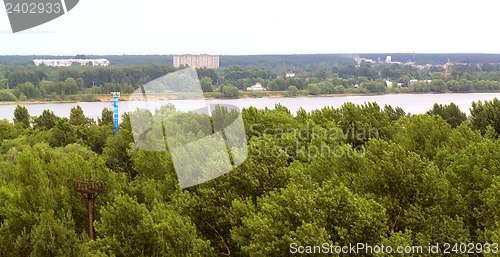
[1,93,499,122]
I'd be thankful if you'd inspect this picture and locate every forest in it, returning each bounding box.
[0,96,500,256]
[4,59,500,102]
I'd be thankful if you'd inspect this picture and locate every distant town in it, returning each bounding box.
[29,54,500,74]
[33,58,110,67]
[1,53,500,102]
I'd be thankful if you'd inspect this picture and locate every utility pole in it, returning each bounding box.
[74,180,103,240]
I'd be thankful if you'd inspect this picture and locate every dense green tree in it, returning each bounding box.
[77,124,113,154]
[393,114,451,160]
[98,108,113,126]
[443,138,500,238]
[357,64,378,79]
[200,77,213,92]
[13,105,30,128]
[231,169,386,256]
[69,105,91,126]
[94,194,213,257]
[356,139,469,244]
[50,118,77,147]
[306,83,320,95]
[102,113,135,176]
[29,210,86,257]
[429,79,447,92]
[334,102,391,146]
[313,69,327,79]
[408,81,430,92]
[7,69,41,87]
[477,177,500,243]
[285,85,298,97]
[197,67,218,83]
[0,143,121,256]
[33,109,59,131]
[361,80,386,93]
[0,90,17,101]
[0,77,7,89]
[3,95,500,255]
[470,97,500,135]
[383,104,406,122]
[222,85,240,98]
[15,82,41,99]
[0,119,16,141]
[426,102,467,128]
[64,78,78,95]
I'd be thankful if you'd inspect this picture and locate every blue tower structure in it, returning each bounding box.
[111,92,120,136]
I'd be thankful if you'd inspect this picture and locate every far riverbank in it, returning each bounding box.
[2,90,500,105]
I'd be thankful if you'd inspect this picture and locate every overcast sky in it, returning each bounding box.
[1,0,499,55]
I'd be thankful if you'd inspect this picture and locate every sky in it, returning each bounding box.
[1,0,500,55]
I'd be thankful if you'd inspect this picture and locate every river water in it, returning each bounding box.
[1,93,499,122]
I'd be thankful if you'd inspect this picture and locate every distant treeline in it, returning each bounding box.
[0,64,177,89]
[5,60,500,102]
[0,55,172,66]
[4,53,500,67]
[0,54,357,67]
[359,53,500,65]
[220,54,357,68]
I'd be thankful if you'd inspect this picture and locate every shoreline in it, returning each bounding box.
[1,91,499,105]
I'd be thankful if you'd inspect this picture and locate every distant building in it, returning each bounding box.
[173,54,219,69]
[285,72,296,78]
[408,79,432,86]
[246,83,266,91]
[385,55,403,65]
[355,57,375,66]
[385,80,393,87]
[33,59,109,67]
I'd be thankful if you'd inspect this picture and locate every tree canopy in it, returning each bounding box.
[0,99,499,256]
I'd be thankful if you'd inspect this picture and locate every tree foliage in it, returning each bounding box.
[1,100,500,255]
[222,85,240,98]
[470,97,500,136]
[13,105,30,128]
[426,102,467,128]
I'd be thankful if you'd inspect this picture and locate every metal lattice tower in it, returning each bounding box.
[74,180,103,240]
